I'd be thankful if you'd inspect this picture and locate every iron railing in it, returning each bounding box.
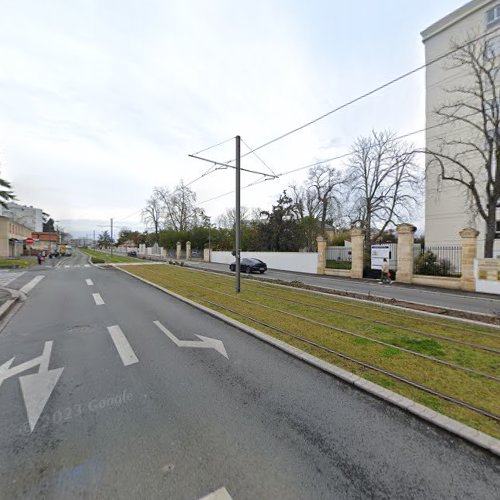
[414,245,462,277]
[326,246,352,270]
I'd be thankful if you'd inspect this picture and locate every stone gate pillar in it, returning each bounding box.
[176,241,181,260]
[350,227,365,279]
[186,241,191,260]
[460,228,479,291]
[316,236,326,274]
[396,223,417,283]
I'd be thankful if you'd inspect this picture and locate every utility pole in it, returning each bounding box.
[93,230,96,249]
[110,218,114,257]
[235,135,241,293]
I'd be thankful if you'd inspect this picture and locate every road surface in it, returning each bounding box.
[0,251,498,499]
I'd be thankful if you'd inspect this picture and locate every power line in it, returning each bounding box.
[240,137,277,176]
[188,153,278,178]
[235,26,500,160]
[197,111,481,206]
[193,136,235,155]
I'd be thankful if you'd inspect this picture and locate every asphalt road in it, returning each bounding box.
[0,251,498,499]
[188,261,500,316]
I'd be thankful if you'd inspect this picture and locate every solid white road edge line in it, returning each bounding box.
[85,279,94,286]
[19,275,45,295]
[92,293,105,305]
[116,266,500,457]
[107,325,139,366]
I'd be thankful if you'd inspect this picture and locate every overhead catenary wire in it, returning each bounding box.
[234,25,500,160]
[193,136,235,155]
[240,137,277,177]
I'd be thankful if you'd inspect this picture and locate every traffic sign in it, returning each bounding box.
[25,238,33,244]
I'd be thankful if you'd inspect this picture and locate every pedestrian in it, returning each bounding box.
[37,253,42,265]
[379,258,392,284]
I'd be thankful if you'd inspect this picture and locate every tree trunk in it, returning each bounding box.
[484,210,496,258]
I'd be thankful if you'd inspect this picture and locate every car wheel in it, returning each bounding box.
[246,267,251,274]
[259,270,265,274]
[230,265,235,271]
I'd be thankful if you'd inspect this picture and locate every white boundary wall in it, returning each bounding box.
[210,251,318,274]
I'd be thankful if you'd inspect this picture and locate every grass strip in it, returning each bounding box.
[121,263,500,438]
[80,248,140,264]
[0,258,37,269]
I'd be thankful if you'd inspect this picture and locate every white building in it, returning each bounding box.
[422,0,500,256]
[0,202,44,232]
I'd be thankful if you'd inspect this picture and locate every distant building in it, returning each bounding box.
[422,0,500,254]
[31,232,59,253]
[0,202,44,232]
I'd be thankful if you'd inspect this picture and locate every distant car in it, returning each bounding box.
[127,251,138,257]
[229,258,267,274]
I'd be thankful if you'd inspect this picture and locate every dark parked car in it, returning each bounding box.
[127,251,138,257]
[229,258,267,274]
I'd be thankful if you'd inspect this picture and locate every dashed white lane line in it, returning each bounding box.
[84,264,90,268]
[85,279,94,286]
[199,487,233,500]
[19,275,45,294]
[107,325,139,366]
[92,293,105,305]
[64,265,70,268]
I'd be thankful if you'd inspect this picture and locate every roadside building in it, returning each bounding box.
[0,216,32,257]
[31,232,59,254]
[422,0,500,255]
[0,202,45,232]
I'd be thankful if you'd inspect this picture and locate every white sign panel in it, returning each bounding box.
[371,244,391,270]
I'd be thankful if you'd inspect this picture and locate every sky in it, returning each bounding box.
[0,0,467,237]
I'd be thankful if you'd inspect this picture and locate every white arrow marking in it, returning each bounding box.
[198,487,233,500]
[19,275,45,294]
[20,367,64,432]
[0,341,64,432]
[153,321,228,359]
[0,341,53,388]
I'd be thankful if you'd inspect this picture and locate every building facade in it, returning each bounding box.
[0,216,32,257]
[422,0,500,256]
[0,202,44,232]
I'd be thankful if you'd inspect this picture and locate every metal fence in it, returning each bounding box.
[326,246,352,270]
[414,245,462,277]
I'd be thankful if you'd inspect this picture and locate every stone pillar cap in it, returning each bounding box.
[351,227,364,237]
[459,227,479,238]
[316,235,325,242]
[396,223,417,234]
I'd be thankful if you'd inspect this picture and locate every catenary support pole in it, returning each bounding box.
[235,135,241,293]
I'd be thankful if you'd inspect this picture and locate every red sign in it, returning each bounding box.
[25,238,34,244]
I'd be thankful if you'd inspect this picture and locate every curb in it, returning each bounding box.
[0,288,22,323]
[116,266,500,457]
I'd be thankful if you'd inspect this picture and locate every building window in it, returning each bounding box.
[487,5,500,26]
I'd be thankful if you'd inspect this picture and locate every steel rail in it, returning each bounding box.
[182,264,500,339]
[171,266,500,354]
[152,270,500,382]
[146,272,500,422]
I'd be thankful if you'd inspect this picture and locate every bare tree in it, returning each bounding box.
[154,181,199,231]
[346,130,422,243]
[142,192,162,243]
[425,34,500,257]
[216,206,249,229]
